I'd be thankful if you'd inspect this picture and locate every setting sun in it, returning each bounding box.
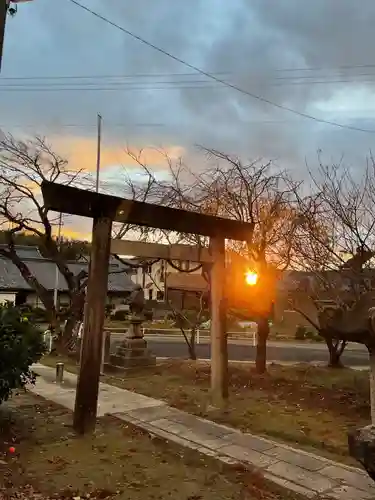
[245,271,258,286]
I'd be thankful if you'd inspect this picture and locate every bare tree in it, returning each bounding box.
[199,149,299,373]
[141,257,209,360]
[288,157,375,367]
[126,148,299,373]
[162,290,207,361]
[0,134,92,350]
[0,135,160,352]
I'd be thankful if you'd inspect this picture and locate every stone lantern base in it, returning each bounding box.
[107,316,156,371]
[348,425,375,482]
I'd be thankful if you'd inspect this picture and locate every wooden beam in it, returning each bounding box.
[73,216,112,435]
[209,235,228,407]
[41,181,254,241]
[110,239,213,263]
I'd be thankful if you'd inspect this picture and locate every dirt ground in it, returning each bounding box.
[42,356,369,465]
[0,391,303,500]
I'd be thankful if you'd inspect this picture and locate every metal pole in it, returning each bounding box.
[53,212,62,309]
[0,1,8,73]
[56,362,64,384]
[95,113,102,193]
[94,113,106,375]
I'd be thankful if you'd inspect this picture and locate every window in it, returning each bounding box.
[156,290,164,301]
[148,289,153,300]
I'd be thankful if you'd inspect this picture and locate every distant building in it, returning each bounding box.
[0,245,136,308]
[132,259,208,310]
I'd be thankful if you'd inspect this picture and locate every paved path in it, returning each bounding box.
[30,363,375,499]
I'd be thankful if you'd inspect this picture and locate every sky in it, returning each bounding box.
[1,0,375,238]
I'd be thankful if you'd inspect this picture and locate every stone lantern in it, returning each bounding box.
[108,285,156,370]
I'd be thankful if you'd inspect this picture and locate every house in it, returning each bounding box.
[132,259,208,310]
[131,254,375,332]
[0,245,136,308]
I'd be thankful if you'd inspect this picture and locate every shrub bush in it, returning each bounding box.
[0,303,46,404]
[304,329,317,341]
[105,304,114,317]
[295,325,307,340]
[172,309,210,330]
[144,309,153,321]
[111,310,129,321]
[31,306,49,321]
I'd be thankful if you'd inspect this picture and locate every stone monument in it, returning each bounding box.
[107,285,156,371]
[348,426,375,482]
[347,306,375,483]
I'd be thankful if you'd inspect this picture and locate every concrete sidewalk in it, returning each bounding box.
[30,364,375,499]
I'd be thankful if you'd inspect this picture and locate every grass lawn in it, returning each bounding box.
[0,392,302,500]
[42,356,370,466]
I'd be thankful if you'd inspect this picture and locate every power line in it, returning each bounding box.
[66,0,375,135]
[3,76,375,88]
[1,122,165,128]
[8,117,375,132]
[1,77,375,92]
[0,71,231,81]
[2,69,375,81]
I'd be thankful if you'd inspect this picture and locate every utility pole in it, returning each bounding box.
[0,0,8,72]
[79,114,104,375]
[53,213,63,310]
[95,113,102,192]
[0,1,34,73]
[94,113,107,375]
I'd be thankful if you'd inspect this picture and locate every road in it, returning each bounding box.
[111,335,369,366]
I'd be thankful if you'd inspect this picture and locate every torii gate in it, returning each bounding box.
[41,181,254,434]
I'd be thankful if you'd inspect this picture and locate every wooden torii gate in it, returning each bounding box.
[41,181,254,434]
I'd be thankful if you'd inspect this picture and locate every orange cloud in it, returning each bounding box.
[50,136,185,173]
[61,227,91,241]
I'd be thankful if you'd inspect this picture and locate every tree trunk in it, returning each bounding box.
[369,347,375,425]
[255,316,269,374]
[325,338,346,368]
[57,290,85,353]
[188,329,197,360]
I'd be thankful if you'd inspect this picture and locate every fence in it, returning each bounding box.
[138,328,258,346]
[43,329,53,353]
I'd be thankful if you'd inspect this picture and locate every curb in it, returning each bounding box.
[155,358,369,370]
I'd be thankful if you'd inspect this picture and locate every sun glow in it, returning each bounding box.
[245,271,258,286]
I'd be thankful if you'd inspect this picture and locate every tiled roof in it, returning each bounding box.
[0,246,135,292]
[166,273,208,292]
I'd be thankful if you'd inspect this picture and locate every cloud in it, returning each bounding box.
[49,135,184,174]
[0,0,374,220]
